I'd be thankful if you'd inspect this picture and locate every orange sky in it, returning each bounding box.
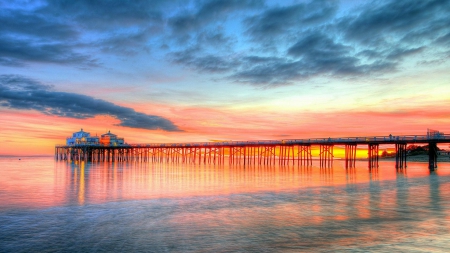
[1,102,449,156]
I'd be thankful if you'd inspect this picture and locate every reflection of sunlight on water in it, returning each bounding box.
[78,161,85,205]
[71,161,86,205]
[1,157,450,251]
[1,157,450,210]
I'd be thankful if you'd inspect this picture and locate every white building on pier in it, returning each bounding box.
[66,129,99,145]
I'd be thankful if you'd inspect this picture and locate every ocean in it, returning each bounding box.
[1,156,450,252]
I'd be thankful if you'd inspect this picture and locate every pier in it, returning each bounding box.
[56,131,449,170]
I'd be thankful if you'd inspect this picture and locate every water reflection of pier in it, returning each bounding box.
[56,132,449,170]
[61,160,447,234]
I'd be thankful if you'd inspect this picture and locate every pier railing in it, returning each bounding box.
[56,134,450,148]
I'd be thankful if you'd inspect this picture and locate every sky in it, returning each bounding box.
[1,0,450,155]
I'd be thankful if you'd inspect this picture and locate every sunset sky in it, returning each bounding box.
[1,0,450,155]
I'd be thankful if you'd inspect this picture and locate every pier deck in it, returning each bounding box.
[56,133,450,170]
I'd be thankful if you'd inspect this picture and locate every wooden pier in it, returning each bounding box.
[56,133,450,170]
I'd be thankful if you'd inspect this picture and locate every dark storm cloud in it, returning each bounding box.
[245,0,337,41]
[0,75,180,131]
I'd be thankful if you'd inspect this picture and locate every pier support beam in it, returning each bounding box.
[279,145,295,166]
[368,143,379,169]
[319,144,334,167]
[395,143,407,169]
[428,142,438,171]
[344,144,357,169]
[297,145,312,166]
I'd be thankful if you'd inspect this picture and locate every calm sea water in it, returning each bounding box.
[1,156,450,252]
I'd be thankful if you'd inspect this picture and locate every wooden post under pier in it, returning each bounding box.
[428,142,438,171]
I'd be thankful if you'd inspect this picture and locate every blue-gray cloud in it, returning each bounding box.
[0,8,95,66]
[41,0,166,29]
[339,0,450,46]
[173,53,238,73]
[168,0,450,85]
[0,75,180,131]
[169,0,263,34]
[0,9,76,40]
[245,0,337,41]
[0,0,172,66]
[2,0,450,87]
[0,35,97,67]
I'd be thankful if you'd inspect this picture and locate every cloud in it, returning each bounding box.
[286,32,396,76]
[340,0,450,45]
[2,0,450,87]
[230,59,305,86]
[98,29,152,55]
[0,9,77,40]
[0,75,180,131]
[238,0,450,85]
[169,0,263,34]
[0,1,171,65]
[175,54,237,73]
[229,55,394,86]
[0,8,96,66]
[435,32,450,46]
[169,29,238,72]
[179,30,396,85]
[171,29,398,86]
[288,33,349,58]
[0,35,97,67]
[245,0,337,41]
[386,47,424,60]
[170,0,438,86]
[41,0,165,29]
